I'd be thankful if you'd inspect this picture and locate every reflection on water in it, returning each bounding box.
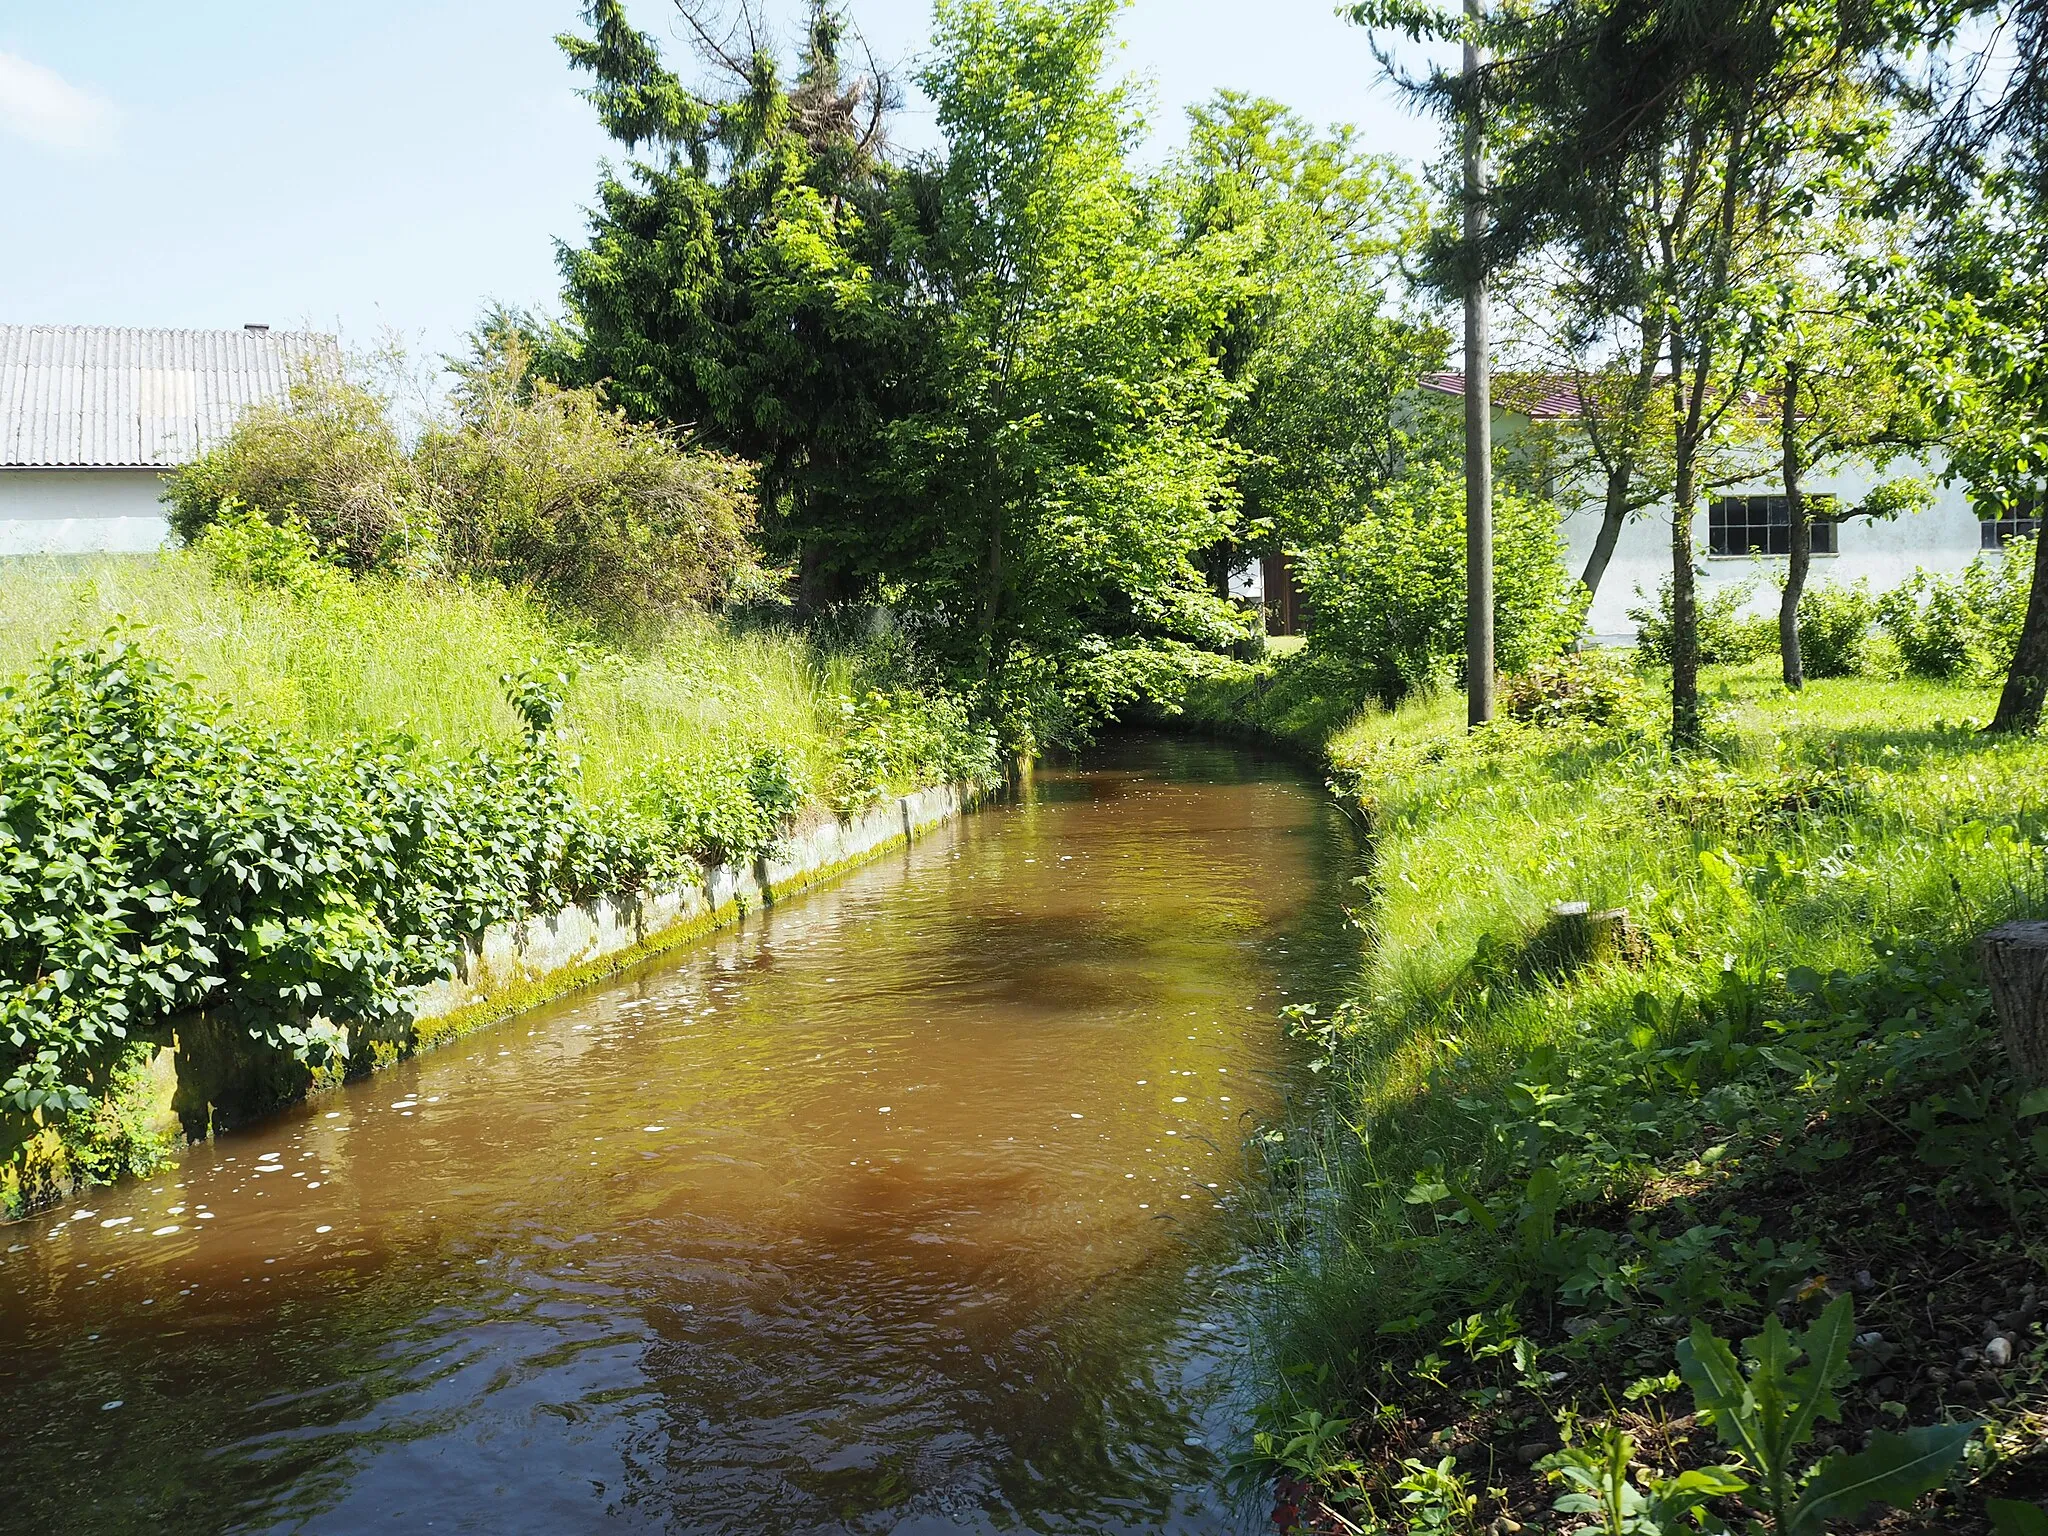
[0,736,1360,1535]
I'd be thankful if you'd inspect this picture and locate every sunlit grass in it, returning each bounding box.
[1250,654,2048,1394]
[0,553,846,802]
[1319,658,2038,1110]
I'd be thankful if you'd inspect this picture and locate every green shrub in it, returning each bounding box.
[0,637,617,1148]
[1628,577,1776,668]
[1294,462,1576,704]
[1878,569,1975,679]
[1173,647,1380,753]
[1873,548,2033,684]
[0,632,840,1161]
[828,686,1004,814]
[632,746,808,867]
[1795,579,1877,678]
[1968,535,2036,678]
[423,348,758,628]
[190,499,338,595]
[164,347,760,631]
[1500,649,1641,728]
[163,368,428,573]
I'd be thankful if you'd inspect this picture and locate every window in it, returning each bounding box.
[1707,495,1838,556]
[1981,515,2041,549]
[1979,490,2041,548]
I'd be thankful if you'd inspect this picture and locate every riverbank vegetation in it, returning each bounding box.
[0,532,1001,1216]
[1178,646,2048,1531]
[0,545,981,812]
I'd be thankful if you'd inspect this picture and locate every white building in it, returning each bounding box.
[0,324,335,556]
[1418,373,2036,646]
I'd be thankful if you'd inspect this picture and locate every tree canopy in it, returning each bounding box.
[545,0,1444,737]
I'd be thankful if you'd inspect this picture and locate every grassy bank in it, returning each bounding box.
[0,553,1001,1215]
[1197,651,2048,1533]
[1,554,853,803]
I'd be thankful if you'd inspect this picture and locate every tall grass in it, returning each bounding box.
[1235,655,2048,1504]
[1318,660,2040,1120]
[0,554,847,802]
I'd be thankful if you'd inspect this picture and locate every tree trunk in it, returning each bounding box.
[1463,0,1495,728]
[1779,360,1809,692]
[1577,320,1661,610]
[1665,331,1702,750]
[1667,105,1745,754]
[1671,457,1701,748]
[1579,458,1635,601]
[795,542,830,619]
[1988,524,2048,734]
[1976,921,2048,1087]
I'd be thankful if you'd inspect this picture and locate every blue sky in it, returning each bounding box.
[0,2,1446,362]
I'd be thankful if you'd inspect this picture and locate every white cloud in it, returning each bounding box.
[0,50,118,154]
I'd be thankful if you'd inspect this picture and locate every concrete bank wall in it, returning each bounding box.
[406,780,982,1048]
[2,781,990,1217]
[165,780,988,1143]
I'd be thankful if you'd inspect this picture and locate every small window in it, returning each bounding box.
[1708,496,1838,556]
[1982,516,2041,550]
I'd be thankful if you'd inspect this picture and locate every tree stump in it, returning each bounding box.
[1538,901,1647,974]
[1977,921,2048,1089]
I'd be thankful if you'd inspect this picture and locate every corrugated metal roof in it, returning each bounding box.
[0,325,339,469]
[1421,370,1588,420]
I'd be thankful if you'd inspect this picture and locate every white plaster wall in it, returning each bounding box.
[0,469,173,555]
[1563,451,2002,644]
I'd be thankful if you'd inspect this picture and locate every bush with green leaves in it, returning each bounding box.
[163,368,428,573]
[1540,1296,1973,1535]
[0,633,827,1170]
[164,348,760,632]
[631,746,809,868]
[189,499,340,595]
[0,638,607,1150]
[1877,569,1977,679]
[1294,462,1576,704]
[422,346,758,628]
[1876,544,2034,683]
[828,686,1004,815]
[1794,579,1878,679]
[1500,649,1642,728]
[1629,576,1777,669]
[1991,1499,2048,1535]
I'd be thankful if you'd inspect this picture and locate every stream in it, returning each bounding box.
[0,735,1362,1535]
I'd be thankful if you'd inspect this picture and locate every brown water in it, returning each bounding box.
[0,736,1360,1535]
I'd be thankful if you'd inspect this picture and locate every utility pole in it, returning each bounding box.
[1463,0,1495,727]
